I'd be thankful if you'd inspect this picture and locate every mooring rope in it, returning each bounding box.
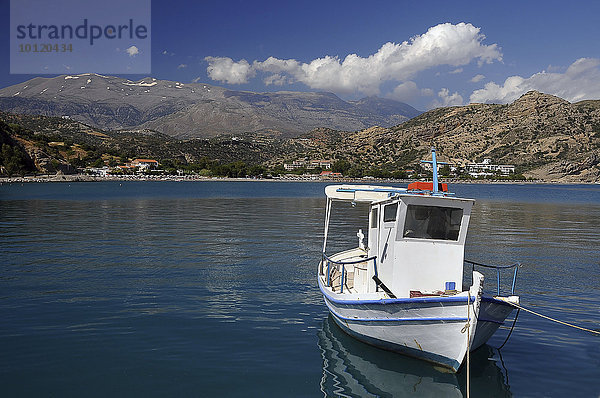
[496,308,520,350]
[466,290,471,398]
[497,298,600,335]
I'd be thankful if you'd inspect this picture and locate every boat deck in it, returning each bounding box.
[320,247,377,295]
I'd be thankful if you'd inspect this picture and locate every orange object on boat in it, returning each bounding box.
[408,181,448,192]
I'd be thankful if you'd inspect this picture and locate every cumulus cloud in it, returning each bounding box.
[264,74,289,86]
[390,81,420,102]
[449,68,464,74]
[205,22,501,96]
[389,81,434,102]
[178,64,188,69]
[206,57,255,84]
[470,58,600,103]
[126,46,139,57]
[431,88,464,108]
[470,74,485,83]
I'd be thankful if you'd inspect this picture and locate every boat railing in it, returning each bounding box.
[464,259,520,296]
[321,253,378,294]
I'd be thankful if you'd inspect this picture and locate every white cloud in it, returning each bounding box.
[205,22,501,96]
[264,74,289,86]
[430,88,464,108]
[390,81,420,102]
[205,57,255,84]
[126,46,139,57]
[178,64,188,69]
[449,68,464,74]
[470,58,600,103]
[470,74,485,83]
[388,81,434,102]
[255,56,301,74]
[421,88,435,97]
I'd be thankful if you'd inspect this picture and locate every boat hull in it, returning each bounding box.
[329,312,468,371]
[319,275,483,372]
[318,316,464,397]
[471,295,516,350]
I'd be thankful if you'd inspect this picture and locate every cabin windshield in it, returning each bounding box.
[403,205,463,241]
[326,201,371,253]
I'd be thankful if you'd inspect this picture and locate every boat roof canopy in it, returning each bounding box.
[325,185,408,203]
[325,184,475,204]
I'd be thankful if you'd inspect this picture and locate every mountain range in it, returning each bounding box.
[0,74,420,138]
[272,91,600,182]
[1,76,599,182]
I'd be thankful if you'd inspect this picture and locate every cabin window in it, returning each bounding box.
[371,208,378,228]
[383,203,398,222]
[403,205,463,241]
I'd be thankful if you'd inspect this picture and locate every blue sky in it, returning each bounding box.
[2,0,600,110]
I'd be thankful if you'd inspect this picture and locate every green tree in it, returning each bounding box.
[439,165,451,177]
[269,165,286,177]
[392,170,408,179]
[0,143,29,177]
[346,166,364,178]
[332,159,351,175]
[248,164,265,177]
[228,161,248,178]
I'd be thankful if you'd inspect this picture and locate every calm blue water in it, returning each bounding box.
[1,181,599,397]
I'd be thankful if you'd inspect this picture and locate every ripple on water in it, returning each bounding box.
[0,182,599,396]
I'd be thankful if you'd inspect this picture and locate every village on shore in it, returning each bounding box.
[0,155,546,185]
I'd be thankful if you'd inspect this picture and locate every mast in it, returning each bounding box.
[431,148,439,194]
[420,147,447,195]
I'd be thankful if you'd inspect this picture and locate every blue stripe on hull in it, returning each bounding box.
[324,299,469,323]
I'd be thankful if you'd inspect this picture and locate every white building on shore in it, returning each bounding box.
[465,159,515,177]
[131,159,159,171]
[421,157,516,177]
[284,159,332,171]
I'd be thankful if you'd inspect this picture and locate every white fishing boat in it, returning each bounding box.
[318,148,520,372]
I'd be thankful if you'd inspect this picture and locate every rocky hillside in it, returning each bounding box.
[1,91,599,182]
[272,91,600,182]
[0,74,420,138]
[0,112,284,175]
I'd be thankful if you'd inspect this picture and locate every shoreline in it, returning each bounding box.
[0,174,597,185]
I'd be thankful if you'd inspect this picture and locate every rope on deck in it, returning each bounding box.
[497,298,600,336]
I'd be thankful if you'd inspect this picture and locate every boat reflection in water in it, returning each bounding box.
[318,316,512,397]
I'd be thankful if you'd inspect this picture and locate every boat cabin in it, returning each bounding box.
[323,185,474,299]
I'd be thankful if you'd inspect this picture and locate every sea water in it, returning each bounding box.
[1,181,599,397]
